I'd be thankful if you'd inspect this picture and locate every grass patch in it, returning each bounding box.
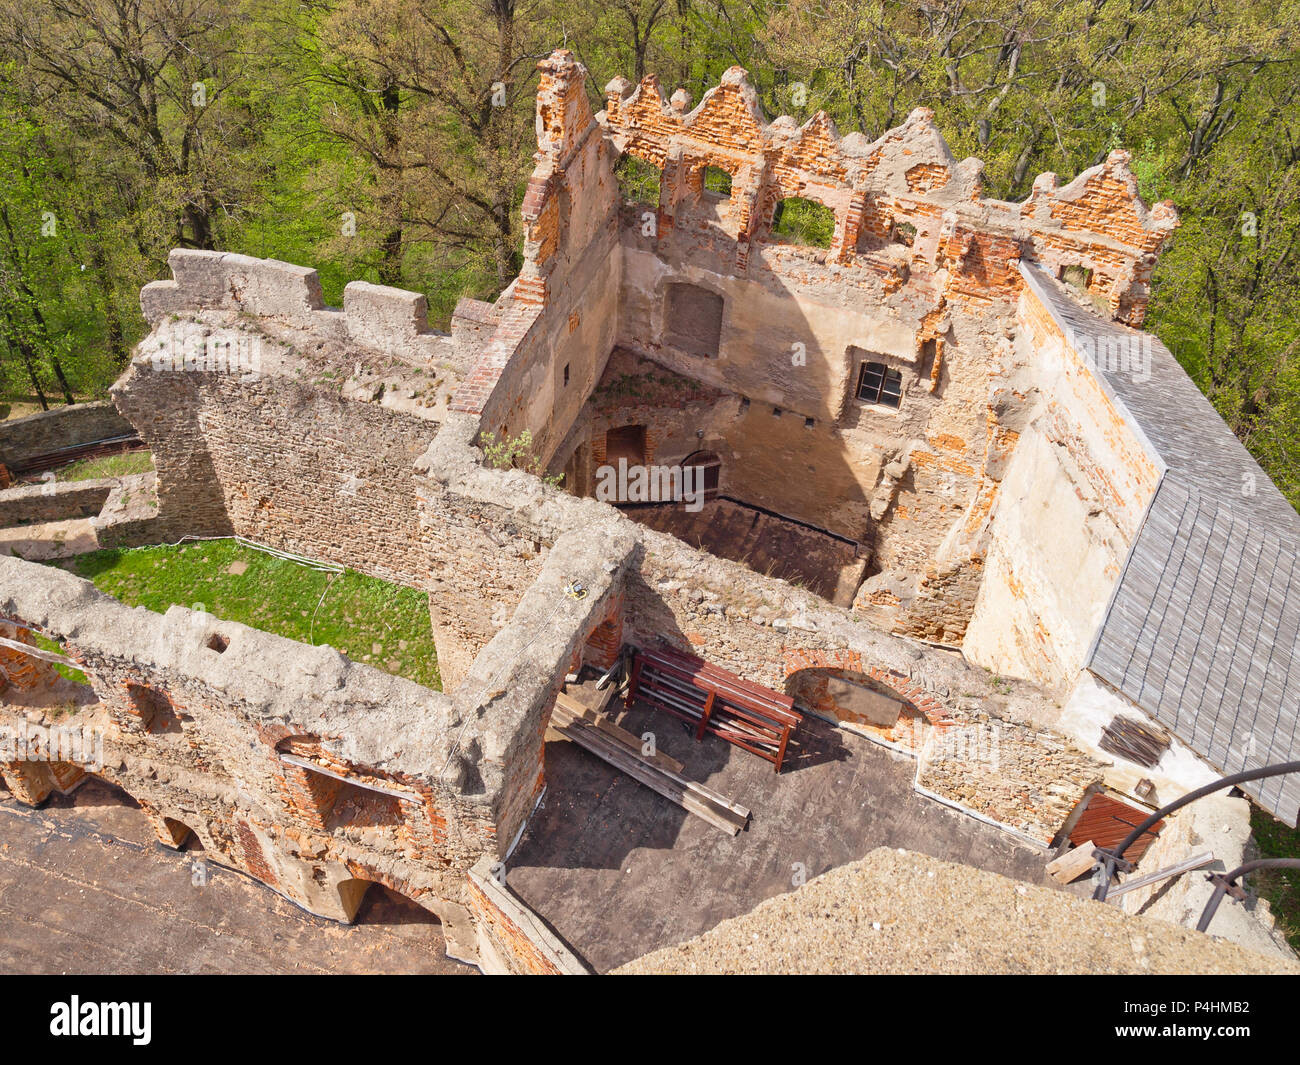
[1249,803,1300,950]
[54,451,154,482]
[32,632,90,686]
[67,539,440,690]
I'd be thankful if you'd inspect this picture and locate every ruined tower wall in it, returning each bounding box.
[595,66,1175,605]
[452,51,625,469]
[962,280,1163,686]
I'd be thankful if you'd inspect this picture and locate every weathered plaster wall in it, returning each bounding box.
[962,282,1163,685]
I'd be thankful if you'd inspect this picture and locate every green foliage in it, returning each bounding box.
[68,540,440,690]
[702,166,732,197]
[616,155,664,205]
[0,0,1296,509]
[772,196,836,248]
[479,428,562,486]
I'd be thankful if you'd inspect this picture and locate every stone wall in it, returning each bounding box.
[0,401,135,472]
[605,67,1175,329]
[114,348,437,587]
[0,49,1206,973]
[547,61,1173,646]
[0,557,494,922]
[0,478,638,966]
[418,414,1064,737]
[466,856,589,974]
[0,480,113,526]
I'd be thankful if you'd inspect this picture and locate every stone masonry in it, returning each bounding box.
[4,50,1289,972]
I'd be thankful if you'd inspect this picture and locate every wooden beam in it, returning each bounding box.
[1105,852,1216,900]
[549,703,750,835]
[278,754,414,802]
[0,635,74,667]
[554,692,684,773]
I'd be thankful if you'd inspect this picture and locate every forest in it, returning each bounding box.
[1,0,1297,504]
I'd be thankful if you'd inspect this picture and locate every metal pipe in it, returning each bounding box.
[1092,761,1300,902]
[1196,858,1300,933]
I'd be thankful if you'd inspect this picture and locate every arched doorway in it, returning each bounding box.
[680,450,721,500]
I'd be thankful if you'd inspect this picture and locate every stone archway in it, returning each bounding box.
[782,648,951,754]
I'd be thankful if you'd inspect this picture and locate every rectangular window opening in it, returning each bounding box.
[856,361,903,409]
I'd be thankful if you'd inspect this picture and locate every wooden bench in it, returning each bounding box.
[626,646,801,772]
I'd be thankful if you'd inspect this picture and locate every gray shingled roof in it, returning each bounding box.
[1020,264,1300,826]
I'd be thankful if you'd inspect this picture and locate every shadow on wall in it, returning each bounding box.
[342,881,444,928]
[35,774,141,813]
[575,327,897,601]
[785,666,930,755]
[109,374,236,543]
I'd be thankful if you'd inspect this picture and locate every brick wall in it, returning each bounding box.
[0,556,498,932]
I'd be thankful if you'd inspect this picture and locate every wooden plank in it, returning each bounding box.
[650,646,796,710]
[551,704,750,822]
[550,714,747,835]
[1069,792,1165,861]
[278,754,414,802]
[1046,839,1099,884]
[552,693,686,774]
[0,635,74,667]
[1105,852,1216,900]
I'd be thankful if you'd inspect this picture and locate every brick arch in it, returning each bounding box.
[341,860,445,925]
[781,647,953,749]
[136,796,202,849]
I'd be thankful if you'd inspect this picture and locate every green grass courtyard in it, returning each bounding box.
[64,538,440,691]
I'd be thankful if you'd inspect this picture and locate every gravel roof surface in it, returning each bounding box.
[614,848,1300,975]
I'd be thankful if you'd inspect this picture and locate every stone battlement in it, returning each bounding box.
[140,249,459,367]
